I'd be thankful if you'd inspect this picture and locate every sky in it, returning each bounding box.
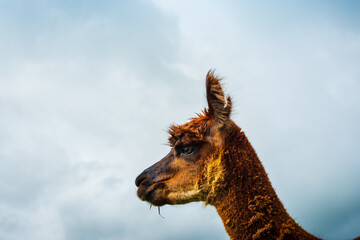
[0,0,360,239]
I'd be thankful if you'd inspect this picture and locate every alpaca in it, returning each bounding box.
[135,70,320,239]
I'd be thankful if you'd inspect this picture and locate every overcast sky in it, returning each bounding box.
[1,1,360,239]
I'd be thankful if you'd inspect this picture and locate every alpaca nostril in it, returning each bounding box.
[135,172,149,187]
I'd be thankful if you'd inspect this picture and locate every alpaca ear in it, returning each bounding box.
[206,70,232,128]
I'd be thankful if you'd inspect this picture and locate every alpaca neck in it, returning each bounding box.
[212,125,320,240]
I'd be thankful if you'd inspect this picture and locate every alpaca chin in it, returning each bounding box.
[167,189,203,205]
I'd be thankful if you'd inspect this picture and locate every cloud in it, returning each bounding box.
[1,1,360,240]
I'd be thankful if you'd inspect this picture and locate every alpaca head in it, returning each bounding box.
[135,70,233,206]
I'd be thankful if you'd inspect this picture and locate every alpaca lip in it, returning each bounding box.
[137,176,172,188]
[137,182,168,206]
[138,177,171,194]
[137,179,171,203]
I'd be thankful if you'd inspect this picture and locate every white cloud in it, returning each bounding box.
[1,0,360,239]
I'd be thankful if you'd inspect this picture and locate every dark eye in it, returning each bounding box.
[181,146,195,156]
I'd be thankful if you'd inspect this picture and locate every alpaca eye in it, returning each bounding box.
[181,146,194,156]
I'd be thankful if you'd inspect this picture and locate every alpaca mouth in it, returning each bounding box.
[135,168,174,206]
[137,182,169,206]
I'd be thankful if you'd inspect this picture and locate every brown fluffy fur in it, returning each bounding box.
[213,122,319,239]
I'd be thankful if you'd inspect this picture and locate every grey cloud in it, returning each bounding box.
[1,1,360,240]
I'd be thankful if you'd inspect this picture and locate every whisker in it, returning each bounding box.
[158,206,164,219]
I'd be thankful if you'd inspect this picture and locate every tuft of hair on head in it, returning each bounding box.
[206,69,232,129]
